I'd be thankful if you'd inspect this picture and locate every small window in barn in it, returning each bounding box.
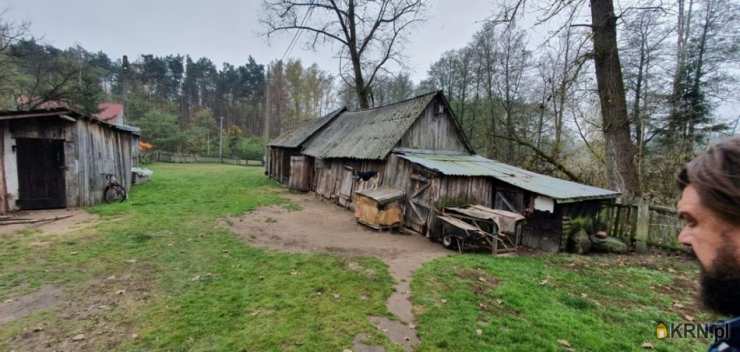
[315,158,325,169]
[436,102,444,115]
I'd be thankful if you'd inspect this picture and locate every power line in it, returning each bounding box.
[280,1,315,61]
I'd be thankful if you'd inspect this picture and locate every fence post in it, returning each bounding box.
[635,197,650,253]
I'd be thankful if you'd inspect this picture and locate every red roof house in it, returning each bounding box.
[95,102,125,125]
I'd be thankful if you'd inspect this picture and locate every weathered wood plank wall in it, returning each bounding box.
[381,154,413,193]
[267,147,301,184]
[5,117,134,210]
[0,124,7,213]
[288,155,313,191]
[382,154,494,236]
[397,100,469,152]
[432,176,492,207]
[75,120,133,207]
[314,158,385,207]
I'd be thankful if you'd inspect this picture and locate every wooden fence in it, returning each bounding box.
[605,199,683,251]
[148,151,263,166]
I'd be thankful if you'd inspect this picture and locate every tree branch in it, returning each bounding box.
[494,133,582,182]
[267,24,348,45]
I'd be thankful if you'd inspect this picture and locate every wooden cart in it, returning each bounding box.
[435,205,525,254]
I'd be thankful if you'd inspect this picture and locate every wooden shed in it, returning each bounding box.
[388,151,620,251]
[0,107,139,213]
[266,91,619,252]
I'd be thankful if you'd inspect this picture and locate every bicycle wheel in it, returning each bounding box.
[104,184,127,203]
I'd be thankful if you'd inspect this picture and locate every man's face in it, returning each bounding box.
[677,185,738,270]
[678,184,740,316]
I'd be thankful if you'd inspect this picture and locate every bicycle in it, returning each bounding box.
[102,173,127,203]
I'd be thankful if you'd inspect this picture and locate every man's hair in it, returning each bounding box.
[678,136,740,225]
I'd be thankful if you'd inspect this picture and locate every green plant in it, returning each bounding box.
[434,196,472,209]
[235,136,265,161]
[563,216,594,237]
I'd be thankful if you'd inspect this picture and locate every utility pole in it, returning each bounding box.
[218,116,224,163]
[263,67,271,166]
[121,55,129,124]
[264,70,271,142]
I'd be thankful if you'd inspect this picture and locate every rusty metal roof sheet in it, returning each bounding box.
[302,92,439,159]
[397,152,619,203]
[268,107,346,148]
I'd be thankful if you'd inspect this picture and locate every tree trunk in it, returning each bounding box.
[552,29,572,161]
[685,0,712,157]
[485,50,498,159]
[345,0,370,109]
[632,37,646,150]
[351,54,370,109]
[671,0,694,117]
[589,0,641,197]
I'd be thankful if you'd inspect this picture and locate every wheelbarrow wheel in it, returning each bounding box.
[442,234,458,249]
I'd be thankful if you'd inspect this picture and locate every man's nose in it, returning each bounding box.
[678,228,692,247]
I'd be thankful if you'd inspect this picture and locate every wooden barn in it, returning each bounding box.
[298,91,472,208]
[0,107,139,214]
[266,91,619,251]
[266,107,345,187]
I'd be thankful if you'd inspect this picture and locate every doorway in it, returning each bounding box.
[407,173,431,234]
[16,138,66,209]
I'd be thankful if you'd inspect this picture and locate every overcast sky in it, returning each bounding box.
[2,0,737,122]
[1,0,501,83]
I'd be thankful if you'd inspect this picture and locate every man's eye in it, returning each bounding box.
[679,217,695,228]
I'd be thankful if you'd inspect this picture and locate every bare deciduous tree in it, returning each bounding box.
[589,0,641,197]
[0,9,28,52]
[494,23,529,163]
[494,0,641,196]
[262,0,425,109]
[0,10,29,104]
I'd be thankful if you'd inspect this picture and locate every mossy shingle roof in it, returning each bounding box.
[267,107,346,148]
[302,92,439,159]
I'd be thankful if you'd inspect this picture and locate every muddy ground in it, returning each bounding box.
[226,191,451,351]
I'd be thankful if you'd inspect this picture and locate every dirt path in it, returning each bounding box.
[226,191,450,351]
[0,208,98,237]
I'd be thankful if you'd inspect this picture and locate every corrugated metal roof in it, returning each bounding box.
[302,92,438,159]
[268,107,346,148]
[397,152,619,203]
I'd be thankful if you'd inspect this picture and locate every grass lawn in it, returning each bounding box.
[0,164,396,351]
[412,254,709,352]
[0,163,711,351]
